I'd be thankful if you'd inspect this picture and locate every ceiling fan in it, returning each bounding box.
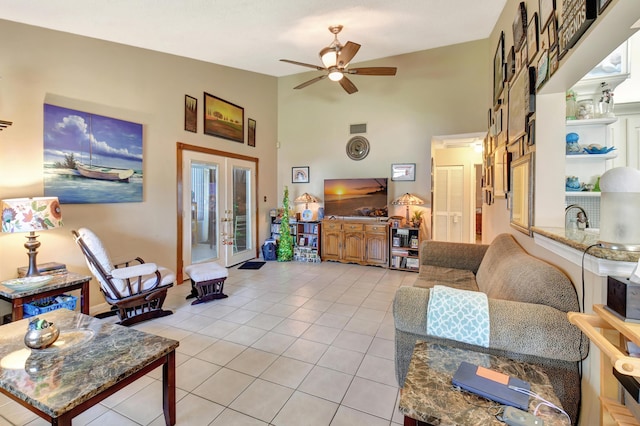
[280,25,397,94]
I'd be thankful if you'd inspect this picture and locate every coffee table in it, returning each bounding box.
[399,341,570,426]
[0,309,178,425]
[0,272,92,321]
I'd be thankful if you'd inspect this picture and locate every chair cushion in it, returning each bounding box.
[185,262,228,282]
[77,228,175,299]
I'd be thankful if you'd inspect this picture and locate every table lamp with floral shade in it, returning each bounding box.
[1,197,63,278]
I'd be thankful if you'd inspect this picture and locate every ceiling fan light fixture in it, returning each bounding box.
[328,69,343,81]
[319,46,337,68]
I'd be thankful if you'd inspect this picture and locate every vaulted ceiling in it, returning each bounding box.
[0,0,507,76]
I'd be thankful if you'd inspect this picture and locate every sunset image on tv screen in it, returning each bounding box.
[324,178,388,217]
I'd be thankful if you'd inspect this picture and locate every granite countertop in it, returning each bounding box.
[532,227,640,263]
[399,341,569,425]
[0,309,178,418]
[0,271,92,299]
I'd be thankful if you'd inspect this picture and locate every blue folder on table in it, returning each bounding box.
[452,361,530,410]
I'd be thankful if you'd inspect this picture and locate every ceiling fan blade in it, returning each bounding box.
[280,59,325,71]
[339,76,358,94]
[337,41,361,67]
[294,75,327,89]
[348,67,397,76]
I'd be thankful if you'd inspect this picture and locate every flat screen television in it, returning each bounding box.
[323,178,388,218]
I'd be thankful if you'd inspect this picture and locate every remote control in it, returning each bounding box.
[502,406,544,426]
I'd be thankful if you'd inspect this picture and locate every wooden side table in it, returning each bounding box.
[0,271,92,321]
[399,341,570,425]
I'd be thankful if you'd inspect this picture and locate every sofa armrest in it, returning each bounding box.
[419,240,488,274]
[393,286,588,362]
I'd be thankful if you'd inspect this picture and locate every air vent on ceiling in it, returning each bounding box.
[350,123,367,134]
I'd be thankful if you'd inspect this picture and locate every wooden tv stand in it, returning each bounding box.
[321,218,389,267]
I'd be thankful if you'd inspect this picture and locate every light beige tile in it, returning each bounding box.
[368,337,395,360]
[251,331,296,355]
[300,323,341,345]
[101,375,156,408]
[176,357,220,391]
[318,346,365,375]
[280,295,310,307]
[298,365,353,403]
[260,356,314,388]
[245,312,284,330]
[356,354,398,386]
[229,379,293,423]
[195,339,247,366]
[222,325,267,346]
[198,319,241,338]
[176,332,217,356]
[344,317,380,336]
[226,347,278,377]
[326,303,358,317]
[330,405,389,426]
[332,330,374,353]
[86,409,140,425]
[272,391,338,426]
[288,307,323,323]
[314,312,350,329]
[209,408,269,425]
[282,339,328,364]
[113,380,187,425]
[148,393,224,426]
[192,367,255,406]
[353,307,387,323]
[223,308,261,324]
[264,303,300,317]
[272,318,311,337]
[342,377,398,420]
[301,299,333,312]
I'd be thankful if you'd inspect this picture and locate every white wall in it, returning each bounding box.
[276,40,490,224]
[0,20,279,309]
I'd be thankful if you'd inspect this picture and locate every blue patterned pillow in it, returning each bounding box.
[426,285,490,347]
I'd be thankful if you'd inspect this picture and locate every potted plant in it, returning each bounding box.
[411,210,423,228]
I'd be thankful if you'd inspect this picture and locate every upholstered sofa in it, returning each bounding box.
[393,233,588,424]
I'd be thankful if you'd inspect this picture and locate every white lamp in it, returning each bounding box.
[1,197,63,277]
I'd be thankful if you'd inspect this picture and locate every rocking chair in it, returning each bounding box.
[72,228,174,326]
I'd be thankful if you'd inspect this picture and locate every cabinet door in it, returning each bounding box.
[322,231,341,261]
[343,232,364,262]
[365,233,388,265]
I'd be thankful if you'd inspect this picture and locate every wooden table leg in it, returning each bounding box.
[81,280,90,315]
[163,350,176,425]
[11,299,24,322]
[404,416,417,426]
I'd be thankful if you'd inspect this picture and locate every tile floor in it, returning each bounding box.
[0,260,419,425]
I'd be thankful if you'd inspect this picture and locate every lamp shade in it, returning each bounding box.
[391,193,425,206]
[294,193,319,205]
[1,197,63,233]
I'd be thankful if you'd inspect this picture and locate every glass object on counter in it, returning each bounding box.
[577,99,595,120]
[566,90,577,120]
[598,82,615,118]
[566,132,582,154]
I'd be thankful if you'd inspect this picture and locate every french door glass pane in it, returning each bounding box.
[191,162,218,263]
[233,166,250,254]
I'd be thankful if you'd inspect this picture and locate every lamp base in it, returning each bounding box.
[24,232,41,277]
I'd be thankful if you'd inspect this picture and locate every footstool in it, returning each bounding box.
[184,262,228,305]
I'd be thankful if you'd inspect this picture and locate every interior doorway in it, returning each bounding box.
[431,132,485,244]
[177,143,258,281]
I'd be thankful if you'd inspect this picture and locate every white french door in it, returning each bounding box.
[432,165,464,242]
[181,150,256,271]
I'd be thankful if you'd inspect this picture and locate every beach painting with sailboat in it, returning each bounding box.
[43,104,143,204]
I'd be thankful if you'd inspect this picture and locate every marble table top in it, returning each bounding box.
[533,226,640,262]
[399,341,570,425]
[0,272,91,299]
[0,309,179,418]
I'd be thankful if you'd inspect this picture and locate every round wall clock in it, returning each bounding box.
[346,136,370,160]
